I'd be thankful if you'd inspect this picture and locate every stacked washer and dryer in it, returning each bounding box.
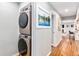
[18,3,32,56]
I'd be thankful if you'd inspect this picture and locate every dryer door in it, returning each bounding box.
[18,38,28,56]
[19,12,28,28]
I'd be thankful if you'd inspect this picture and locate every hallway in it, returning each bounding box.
[49,36,79,56]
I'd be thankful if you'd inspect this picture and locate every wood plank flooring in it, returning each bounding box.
[49,36,79,56]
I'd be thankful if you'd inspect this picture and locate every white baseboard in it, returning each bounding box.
[47,51,51,56]
[12,53,19,56]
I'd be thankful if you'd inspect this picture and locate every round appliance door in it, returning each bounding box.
[19,12,28,28]
[18,38,28,56]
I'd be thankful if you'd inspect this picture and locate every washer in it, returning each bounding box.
[19,3,32,35]
[18,34,31,56]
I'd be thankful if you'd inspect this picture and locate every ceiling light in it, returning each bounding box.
[65,9,69,12]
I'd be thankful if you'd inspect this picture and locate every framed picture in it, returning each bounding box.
[66,25,69,27]
[57,17,61,31]
[62,25,64,28]
[71,24,74,27]
[36,6,51,28]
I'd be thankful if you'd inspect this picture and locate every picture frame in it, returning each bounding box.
[57,17,61,31]
[36,5,51,28]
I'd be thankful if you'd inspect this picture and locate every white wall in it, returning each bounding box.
[19,2,30,10]
[32,2,52,56]
[0,3,19,56]
[51,11,62,47]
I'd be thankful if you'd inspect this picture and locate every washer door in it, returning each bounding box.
[19,12,28,28]
[18,38,28,56]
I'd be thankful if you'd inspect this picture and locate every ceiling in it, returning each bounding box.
[49,2,79,17]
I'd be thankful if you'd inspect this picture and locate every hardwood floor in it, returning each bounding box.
[49,36,79,56]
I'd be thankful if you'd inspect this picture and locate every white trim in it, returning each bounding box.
[47,51,51,56]
[12,53,19,56]
[52,38,62,47]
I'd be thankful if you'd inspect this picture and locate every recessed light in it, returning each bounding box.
[65,9,69,12]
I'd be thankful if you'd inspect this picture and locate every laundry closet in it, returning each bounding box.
[18,2,53,56]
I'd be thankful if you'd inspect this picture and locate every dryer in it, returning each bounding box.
[19,3,32,35]
[18,34,31,56]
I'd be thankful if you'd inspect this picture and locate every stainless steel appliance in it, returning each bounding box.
[18,3,32,56]
[19,3,32,35]
[18,34,31,56]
